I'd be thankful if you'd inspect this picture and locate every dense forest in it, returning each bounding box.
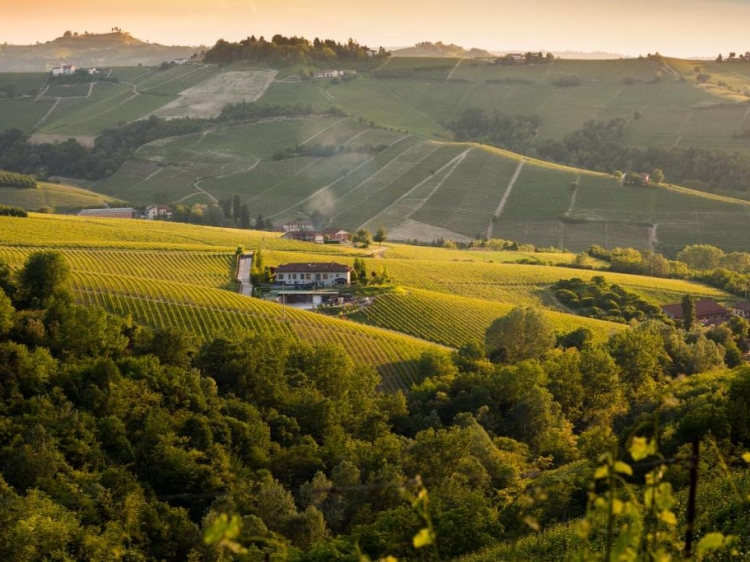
[204,34,388,66]
[0,250,749,560]
[449,108,750,192]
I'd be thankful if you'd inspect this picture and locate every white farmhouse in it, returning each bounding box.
[275,262,351,287]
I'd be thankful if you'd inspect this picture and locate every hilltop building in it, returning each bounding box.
[51,64,76,76]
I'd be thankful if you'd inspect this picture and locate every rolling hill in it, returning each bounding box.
[2,55,750,252]
[0,31,197,72]
[0,214,733,393]
[92,115,750,252]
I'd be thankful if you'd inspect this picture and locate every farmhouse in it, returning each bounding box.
[731,302,750,319]
[282,219,315,232]
[77,207,137,219]
[51,64,76,76]
[144,204,173,220]
[275,262,351,288]
[321,228,351,244]
[283,230,324,243]
[661,299,731,325]
[506,53,526,64]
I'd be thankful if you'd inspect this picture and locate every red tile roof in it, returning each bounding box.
[276,262,351,274]
[661,299,729,319]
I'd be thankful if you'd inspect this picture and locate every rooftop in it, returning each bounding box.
[661,299,730,319]
[276,262,351,274]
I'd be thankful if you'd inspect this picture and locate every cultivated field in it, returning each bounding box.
[0,214,734,389]
[150,69,277,119]
[0,181,121,211]
[92,112,750,251]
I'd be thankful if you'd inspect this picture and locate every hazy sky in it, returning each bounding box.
[3,0,750,57]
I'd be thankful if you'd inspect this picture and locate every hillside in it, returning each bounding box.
[91,115,750,252]
[392,41,492,58]
[0,214,734,387]
[0,31,197,71]
[0,180,121,211]
[2,57,750,250]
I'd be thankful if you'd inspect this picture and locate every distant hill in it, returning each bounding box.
[0,31,199,71]
[392,41,492,58]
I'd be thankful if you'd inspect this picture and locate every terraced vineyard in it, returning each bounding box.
[0,181,121,211]
[360,289,621,348]
[0,213,737,389]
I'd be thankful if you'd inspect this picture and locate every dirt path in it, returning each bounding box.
[300,118,347,145]
[359,148,472,230]
[187,156,262,204]
[565,175,580,216]
[487,159,525,239]
[268,135,413,219]
[383,84,443,130]
[648,223,660,249]
[446,59,463,81]
[35,98,61,128]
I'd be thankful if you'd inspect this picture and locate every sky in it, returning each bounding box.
[3,0,750,57]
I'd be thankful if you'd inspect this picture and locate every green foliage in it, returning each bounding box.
[485,306,556,363]
[205,34,386,66]
[0,170,36,189]
[16,250,72,309]
[448,107,540,152]
[553,276,666,324]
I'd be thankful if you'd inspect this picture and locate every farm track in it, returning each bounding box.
[446,59,463,81]
[487,160,525,239]
[360,148,472,230]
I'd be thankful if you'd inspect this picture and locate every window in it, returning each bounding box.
[278,274,284,280]
[292,274,297,280]
[323,273,328,280]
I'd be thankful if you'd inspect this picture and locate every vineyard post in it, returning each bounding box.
[683,437,700,559]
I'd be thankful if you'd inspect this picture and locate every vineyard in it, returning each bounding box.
[0,170,36,189]
[359,288,621,348]
[0,212,738,388]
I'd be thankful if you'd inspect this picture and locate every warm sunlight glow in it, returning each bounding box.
[3,0,750,57]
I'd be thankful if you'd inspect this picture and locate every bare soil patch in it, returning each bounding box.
[29,134,96,147]
[151,70,277,119]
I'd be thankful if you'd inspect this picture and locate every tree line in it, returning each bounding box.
[204,34,388,66]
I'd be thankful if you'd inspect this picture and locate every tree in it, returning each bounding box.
[676,244,725,270]
[373,226,387,247]
[17,250,72,309]
[651,168,665,184]
[352,229,372,249]
[255,213,266,230]
[484,306,556,363]
[682,294,696,331]
[239,204,251,229]
[232,194,242,222]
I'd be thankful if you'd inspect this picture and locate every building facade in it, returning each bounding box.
[275,262,351,287]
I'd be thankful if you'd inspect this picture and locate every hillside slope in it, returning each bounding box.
[93,116,750,252]
[0,32,197,71]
